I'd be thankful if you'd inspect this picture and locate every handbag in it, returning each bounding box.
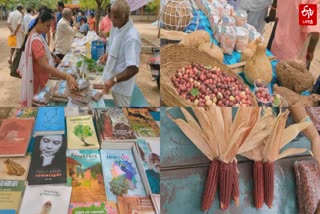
[7,35,16,47]
[9,35,28,79]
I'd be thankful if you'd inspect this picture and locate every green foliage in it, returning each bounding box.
[5,0,56,10]
[144,0,160,12]
[79,0,97,10]
[109,175,129,196]
[73,124,93,139]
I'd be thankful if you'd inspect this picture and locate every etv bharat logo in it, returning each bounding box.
[299,4,317,25]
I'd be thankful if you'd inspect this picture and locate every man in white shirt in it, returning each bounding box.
[54,8,77,60]
[23,7,33,35]
[100,0,142,107]
[7,4,24,64]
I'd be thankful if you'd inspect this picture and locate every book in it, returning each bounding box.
[8,107,38,119]
[0,156,31,181]
[136,139,160,194]
[122,108,160,138]
[27,135,67,185]
[0,107,16,126]
[117,196,156,214]
[151,194,160,214]
[68,201,118,214]
[33,107,65,136]
[0,118,34,157]
[100,149,147,204]
[19,185,72,214]
[66,150,107,204]
[0,180,25,213]
[95,108,137,143]
[66,115,100,150]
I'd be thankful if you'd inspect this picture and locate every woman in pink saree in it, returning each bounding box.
[18,7,78,107]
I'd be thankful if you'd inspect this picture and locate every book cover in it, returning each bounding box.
[96,108,137,142]
[66,150,106,203]
[8,107,38,119]
[117,196,156,214]
[0,180,25,213]
[0,156,31,181]
[0,107,15,126]
[122,108,160,138]
[19,185,72,214]
[68,201,117,214]
[136,139,160,194]
[0,118,34,157]
[151,194,160,214]
[27,135,67,185]
[66,115,100,150]
[33,107,65,136]
[100,149,147,203]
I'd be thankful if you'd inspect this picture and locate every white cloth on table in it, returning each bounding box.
[55,18,77,55]
[112,91,131,107]
[102,18,141,97]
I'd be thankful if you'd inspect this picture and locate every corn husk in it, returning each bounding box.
[263,110,312,162]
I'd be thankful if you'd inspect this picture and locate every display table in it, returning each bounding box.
[46,36,150,107]
[160,108,312,214]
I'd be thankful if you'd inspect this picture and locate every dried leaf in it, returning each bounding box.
[221,107,232,143]
[240,144,264,161]
[172,118,215,160]
[263,111,290,162]
[180,107,202,131]
[279,121,312,150]
[277,148,308,160]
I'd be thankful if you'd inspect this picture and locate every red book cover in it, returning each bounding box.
[0,118,34,157]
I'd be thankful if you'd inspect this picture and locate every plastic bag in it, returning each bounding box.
[249,31,262,42]
[32,86,52,105]
[294,160,320,214]
[222,15,236,27]
[8,36,17,47]
[220,26,236,55]
[235,10,248,26]
[214,24,223,43]
[235,27,249,52]
[243,23,257,32]
[53,81,69,99]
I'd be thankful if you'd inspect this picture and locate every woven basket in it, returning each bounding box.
[160,44,258,107]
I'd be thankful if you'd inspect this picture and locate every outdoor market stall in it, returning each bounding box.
[160,0,319,107]
[33,32,149,107]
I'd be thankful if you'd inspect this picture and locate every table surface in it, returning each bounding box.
[160,107,313,214]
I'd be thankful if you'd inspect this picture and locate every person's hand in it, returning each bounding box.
[265,8,277,23]
[54,56,61,65]
[67,75,79,91]
[103,79,115,94]
[99,54,108,64]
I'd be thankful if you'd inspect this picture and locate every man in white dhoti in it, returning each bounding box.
[7,4,24,64]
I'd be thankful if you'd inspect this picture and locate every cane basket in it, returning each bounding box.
[160,44,257,107]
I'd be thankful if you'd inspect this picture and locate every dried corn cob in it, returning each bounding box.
[253,161,264,208]
[219,162,233,210]
[231,160,240,206]
[264,161,274,208]
[202,159,220,212]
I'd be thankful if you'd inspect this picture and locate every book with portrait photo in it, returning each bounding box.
[117,196,156,214]
[27,135,67,185]
[33,107,65,136]
[19,185,72,214]
[0,118,34,157]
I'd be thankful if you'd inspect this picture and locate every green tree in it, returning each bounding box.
[109,175,129,196]
[73,124,94,146]
[145,0,160,13]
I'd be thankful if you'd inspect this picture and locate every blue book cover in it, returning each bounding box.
[100,149,147,203]
[0,210,16,214]
[33,107,65,136]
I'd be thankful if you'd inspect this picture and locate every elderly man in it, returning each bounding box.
[54,8,77,60]
[100,0,142,107]
[7,4,24,64]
